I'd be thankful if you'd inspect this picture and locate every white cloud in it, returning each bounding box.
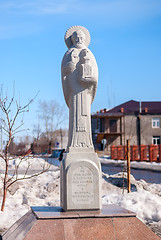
[0,0,68,15]
[0,0,70,39]
[0,0,160,39]
[0,0,161,19]
[1,0,161,17]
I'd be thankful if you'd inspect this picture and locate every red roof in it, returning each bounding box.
[93,100,161,116]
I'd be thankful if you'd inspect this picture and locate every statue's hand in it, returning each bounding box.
[68,62,76,72]
[80,76,97,84]
[62,62,76,74]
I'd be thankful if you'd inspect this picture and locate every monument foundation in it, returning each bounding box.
[2,205,160,240]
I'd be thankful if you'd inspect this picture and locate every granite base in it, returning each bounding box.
[1,205,160,240]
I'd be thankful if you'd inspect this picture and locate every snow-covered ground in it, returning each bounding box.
[0,156,161,234]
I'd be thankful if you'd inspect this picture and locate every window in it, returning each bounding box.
[109,119,117,133]
[100,118,105,132]
[91,118,105,133]
[152,118,160,128]
[152,136,160,145]
[91,118,97,133]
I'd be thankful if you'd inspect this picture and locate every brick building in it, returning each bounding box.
[91,100,161,153]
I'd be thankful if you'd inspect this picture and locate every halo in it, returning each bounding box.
[65,26,91,49]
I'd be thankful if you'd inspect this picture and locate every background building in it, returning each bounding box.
[91,100,161,153]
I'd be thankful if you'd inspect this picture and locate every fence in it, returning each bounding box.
[111,144,161,162]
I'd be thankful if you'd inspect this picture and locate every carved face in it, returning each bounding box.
[80,49,89,57]
[71,50,79,63]
[79,49,90,63]
[71,30,86,48]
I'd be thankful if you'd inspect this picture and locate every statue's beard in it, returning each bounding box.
[75,42,85,48]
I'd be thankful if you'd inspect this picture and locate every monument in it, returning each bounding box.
[1,26,160,240]
[61,26,102,211]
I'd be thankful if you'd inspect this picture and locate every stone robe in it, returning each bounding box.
[61,46,98,152]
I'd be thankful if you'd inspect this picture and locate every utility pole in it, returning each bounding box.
[60,128,63,148]
[127,139,131,193]
[0,126,2,154]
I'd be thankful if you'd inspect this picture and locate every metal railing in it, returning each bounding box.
[111,144,161,162]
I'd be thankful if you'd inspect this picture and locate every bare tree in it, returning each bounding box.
[38,100,67,147]
[33,114,41,141]
[0,90,50,211]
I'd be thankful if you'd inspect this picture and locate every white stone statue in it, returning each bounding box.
[61,26,98,151]
[61,26,101,211]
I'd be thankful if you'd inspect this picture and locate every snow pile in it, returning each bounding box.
[102,172,161,226]
[0,157,161,233]
[0,164,60,232]
[0,156,51,171]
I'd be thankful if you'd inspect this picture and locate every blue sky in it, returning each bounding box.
[0,0,161,136]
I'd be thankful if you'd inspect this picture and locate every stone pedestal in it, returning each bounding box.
[60,151,102,211]
[2,205,160,240]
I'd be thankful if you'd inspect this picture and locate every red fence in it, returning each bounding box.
[111,144,161,162]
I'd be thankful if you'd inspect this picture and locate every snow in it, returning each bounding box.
[0,156,161,233]
[102,172,161,225]
[1,156,55,171]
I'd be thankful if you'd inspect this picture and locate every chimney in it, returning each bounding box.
[121,107,124,113]
[97,111,99,114]
[100,109,103,113]
[145,107,148,113]
[104,108,107,113]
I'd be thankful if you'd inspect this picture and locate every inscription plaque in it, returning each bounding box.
[72,166,94,204]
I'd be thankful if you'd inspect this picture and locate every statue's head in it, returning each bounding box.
[71,49,79,63]
[65,26,90,49]
[71,30,86,49]
[79,49,90,63]
[80,49,89,57]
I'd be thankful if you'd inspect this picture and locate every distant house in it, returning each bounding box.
[31,130,68,154]
[91,100,161,153]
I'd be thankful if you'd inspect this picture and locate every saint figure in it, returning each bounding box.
[61,26,98,152]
